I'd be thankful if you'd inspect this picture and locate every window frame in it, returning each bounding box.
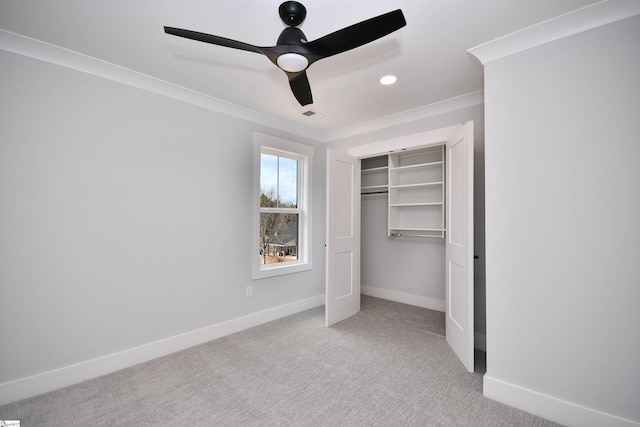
[252,132,313,280]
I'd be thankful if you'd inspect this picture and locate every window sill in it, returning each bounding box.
[252,261,312,280]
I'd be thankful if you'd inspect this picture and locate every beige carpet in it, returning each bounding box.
[0,296,559,426]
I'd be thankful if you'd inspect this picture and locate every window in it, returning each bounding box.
[252,133,313,279]
[259,151,299,265]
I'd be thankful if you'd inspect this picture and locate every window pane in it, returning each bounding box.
[278,156,298,208]
[260,153,278,207]
[259,213,299,265]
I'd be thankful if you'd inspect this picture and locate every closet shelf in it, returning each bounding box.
[362,185,388,190]
[389,161,443,172]
[389,202,443,207]
[389,182,443,190]
[362,166,388,174]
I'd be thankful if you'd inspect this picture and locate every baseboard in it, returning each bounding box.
[483,375,640,427]
[0,294,324,406]
[361,285,445,312]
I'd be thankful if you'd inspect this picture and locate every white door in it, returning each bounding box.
[325,149,360,326]
[446,121,475,372]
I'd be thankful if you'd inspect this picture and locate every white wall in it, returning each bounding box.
[327,104,486,343]
[483,15,640,426]
[0,50,326,403]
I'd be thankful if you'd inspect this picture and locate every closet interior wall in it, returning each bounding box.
[360,146,446,312]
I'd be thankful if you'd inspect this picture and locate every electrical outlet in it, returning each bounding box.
[246,285,253,298]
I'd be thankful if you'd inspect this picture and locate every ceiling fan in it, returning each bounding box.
[164,1,406,106]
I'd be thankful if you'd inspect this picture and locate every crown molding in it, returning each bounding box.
[0,29,325,142]
[467,0,640,65]
[1,28,484,144]
[7,1,635,144]
[320,90,484,143]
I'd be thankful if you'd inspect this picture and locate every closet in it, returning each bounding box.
[326,122,475,371]
[360,145,446,312]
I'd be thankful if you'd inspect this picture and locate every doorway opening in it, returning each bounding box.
[326,122,477,372]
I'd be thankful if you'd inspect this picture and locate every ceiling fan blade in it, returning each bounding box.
[304,9,406,60]
[164,26,265,55]
[287,71,313,106]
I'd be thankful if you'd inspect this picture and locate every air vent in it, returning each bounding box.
[301,109,326,120]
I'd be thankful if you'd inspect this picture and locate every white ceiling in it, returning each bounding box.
[1,0,600,134]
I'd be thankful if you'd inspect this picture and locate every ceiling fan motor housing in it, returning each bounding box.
[277,27,307,45]
[279,1,307,27]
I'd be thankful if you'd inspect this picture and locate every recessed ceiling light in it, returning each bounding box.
[379,75,398,85]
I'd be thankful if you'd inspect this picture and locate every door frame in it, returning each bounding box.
[347,125,463,159]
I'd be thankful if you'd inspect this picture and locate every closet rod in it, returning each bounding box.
[361,191,388,195]
[391,233,444,238]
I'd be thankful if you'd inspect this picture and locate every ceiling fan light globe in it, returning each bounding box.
[277,53,309,72]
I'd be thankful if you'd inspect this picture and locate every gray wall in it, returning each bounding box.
[360,193,446,307]
[483,16,640,424]
[0,50,326,389]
